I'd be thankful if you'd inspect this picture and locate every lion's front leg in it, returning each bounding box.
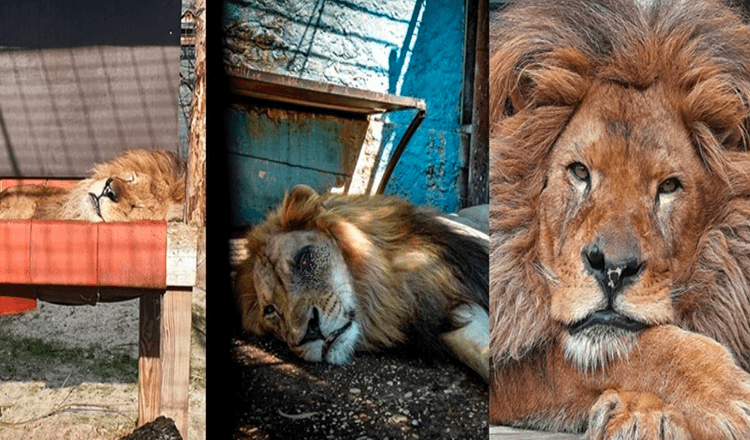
[595,325,750,439]
[440,303,489,381]
[491,325,750,438]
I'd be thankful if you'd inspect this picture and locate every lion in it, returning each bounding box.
[234,185,490,381]
[489,0,750,437]
[0,150,185,222]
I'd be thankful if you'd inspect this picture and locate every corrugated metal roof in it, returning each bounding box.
[0,45,179,177]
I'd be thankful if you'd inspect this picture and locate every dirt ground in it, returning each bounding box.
[0,262,206,440]
[230,333,488,440]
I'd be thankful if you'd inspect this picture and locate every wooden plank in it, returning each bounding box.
[98,221,167,288]
[490,426,585,440]
[138,291,162,428]
[159,287,192,440]
[0,220,32,283]
[166,223,198,287]
[30,220,98,285]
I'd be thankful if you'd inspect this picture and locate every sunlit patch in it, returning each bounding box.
[235,343,329,387]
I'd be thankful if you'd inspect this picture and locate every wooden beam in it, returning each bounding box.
[138,292,162,428]
[160,288,192,440]
[490,426,585,439]
[138,288,193,440]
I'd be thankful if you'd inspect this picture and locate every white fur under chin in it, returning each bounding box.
[324,321,361,365]
[563,328,639,373]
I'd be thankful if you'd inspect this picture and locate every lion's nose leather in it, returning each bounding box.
[584,244,644,297]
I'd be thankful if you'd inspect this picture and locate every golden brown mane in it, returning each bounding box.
[236,186,489,377]
[489,0,750,368]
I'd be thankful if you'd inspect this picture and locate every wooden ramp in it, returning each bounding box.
[491,425,586,440]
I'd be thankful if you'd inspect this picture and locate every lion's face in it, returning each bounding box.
[251,229,362,365]
[76,170,182,222]
[538,83,716,369]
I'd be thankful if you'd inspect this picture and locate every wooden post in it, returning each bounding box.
[160,287,193,439]
[138,292,163,427]
[186,0,206,226]
[138,288,193,439]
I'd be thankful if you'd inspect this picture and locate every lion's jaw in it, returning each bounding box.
[254,230,361,365]
[538,82,713,372]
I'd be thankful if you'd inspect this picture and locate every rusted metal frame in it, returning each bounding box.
[227,67,426,115]
[375,108,427,194]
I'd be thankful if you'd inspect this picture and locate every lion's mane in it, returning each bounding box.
[489,0,750,370]
[0,150,185,221]
[236,189,489,357]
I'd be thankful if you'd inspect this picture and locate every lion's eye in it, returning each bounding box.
[102,178,118,202]
[569,162,590,182]
[262,304,276,316]
[658,178,681,195]
[294,246,313,272]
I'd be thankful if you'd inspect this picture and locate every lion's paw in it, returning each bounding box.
[586,390,689,440]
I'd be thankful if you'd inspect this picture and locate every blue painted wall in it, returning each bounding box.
[224,0,466,224]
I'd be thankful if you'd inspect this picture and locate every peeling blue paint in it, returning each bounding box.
[225,0,466,218]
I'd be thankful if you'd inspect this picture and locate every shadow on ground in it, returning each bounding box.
[230,334,488,440]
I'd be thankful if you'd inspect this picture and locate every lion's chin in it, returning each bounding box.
[562,321,642,373]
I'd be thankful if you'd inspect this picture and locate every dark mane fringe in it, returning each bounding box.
[92,150,186,204]
[490,0,750,365]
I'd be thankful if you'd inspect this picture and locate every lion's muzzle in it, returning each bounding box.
[296,307,356,363]
[568,309,646,335]
[583,239,645,299]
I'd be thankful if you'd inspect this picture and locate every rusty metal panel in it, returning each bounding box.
[226,105,368,227]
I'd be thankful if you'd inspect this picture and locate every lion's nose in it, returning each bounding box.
[299,307,323,345]
[584,244,644,296]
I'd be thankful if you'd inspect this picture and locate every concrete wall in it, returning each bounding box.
[224,0,466,216]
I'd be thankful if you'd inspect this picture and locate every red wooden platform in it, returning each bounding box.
[0,220,198,438]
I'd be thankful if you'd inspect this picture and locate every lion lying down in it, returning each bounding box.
[0,150,185,222]
[235,185,489,381]
[490,0,750,438]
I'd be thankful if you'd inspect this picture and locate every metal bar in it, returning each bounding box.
[376,109,427,194]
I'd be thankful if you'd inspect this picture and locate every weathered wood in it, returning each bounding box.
[166,223,198,287]
[186,0,206,227]
[139,292,163,428]
[160,288,192,439]
[490,426,585,440]
[138,288,192,440]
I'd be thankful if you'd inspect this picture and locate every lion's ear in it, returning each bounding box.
[490,44,590,124]
[287,185,319,203]
[280,185,321,228]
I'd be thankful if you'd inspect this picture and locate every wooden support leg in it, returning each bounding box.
[139,292,162,426]
[139,288,192,439]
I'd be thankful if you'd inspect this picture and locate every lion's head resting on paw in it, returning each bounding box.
[235,185,489,366]
[489,0,750,372]
[0,150,185,222]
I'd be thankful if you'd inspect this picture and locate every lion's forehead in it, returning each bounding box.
[554,85,698,176]
[265,230,329,263]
